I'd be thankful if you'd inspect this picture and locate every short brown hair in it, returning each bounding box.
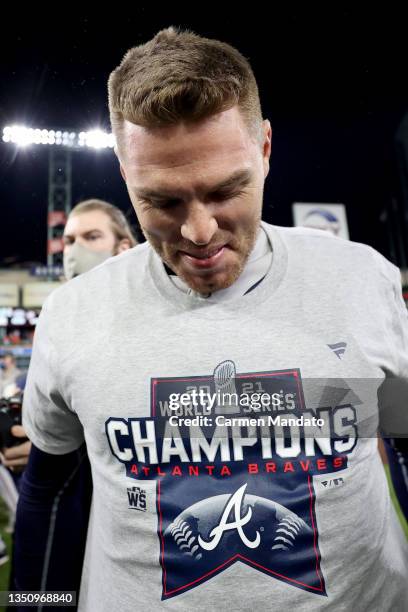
[108,27,263,145]
[69,199,137,247]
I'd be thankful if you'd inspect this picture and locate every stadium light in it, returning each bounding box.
[2,125,115,150]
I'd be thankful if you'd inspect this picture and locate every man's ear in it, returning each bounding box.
[262,119,272,178]
[116,238,132,254]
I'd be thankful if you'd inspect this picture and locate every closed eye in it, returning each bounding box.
[86,232,103,241]
[139,189,245,209]
[209,189,245,203]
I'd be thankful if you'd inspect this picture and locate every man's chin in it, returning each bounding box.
[160,246,249,295]
[178,267,242,295]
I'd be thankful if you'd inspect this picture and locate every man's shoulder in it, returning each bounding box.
[264,222,399,279]
[266,222,366,252]
[45,242,152,310]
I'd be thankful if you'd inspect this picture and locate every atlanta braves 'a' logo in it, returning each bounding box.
[198,484,261,550]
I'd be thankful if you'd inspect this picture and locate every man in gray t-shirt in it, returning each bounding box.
[19,27,408,611]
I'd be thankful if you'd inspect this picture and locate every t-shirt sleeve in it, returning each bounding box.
[390,265,408,377]
[23,296,85,455]
[375,252,408,438]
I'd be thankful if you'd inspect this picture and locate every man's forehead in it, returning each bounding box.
[119,108,254,169]
[64,211,110,234]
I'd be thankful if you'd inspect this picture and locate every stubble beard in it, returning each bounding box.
[143,218,261,295]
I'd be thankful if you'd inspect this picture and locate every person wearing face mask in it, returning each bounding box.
[63,198,137,280]
[5,199,137,597]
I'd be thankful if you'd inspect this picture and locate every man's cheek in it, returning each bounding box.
[145,226,177,244]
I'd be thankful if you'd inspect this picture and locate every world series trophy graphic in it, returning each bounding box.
[213,359,240,415]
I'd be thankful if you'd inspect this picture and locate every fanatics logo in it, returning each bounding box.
[327,342,347,359]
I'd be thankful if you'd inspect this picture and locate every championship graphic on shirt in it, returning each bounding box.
[105,361,359,600]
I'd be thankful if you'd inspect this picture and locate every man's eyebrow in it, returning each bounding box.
[210,169,252,192]
[133,169,252,200]
[82,229,103,235]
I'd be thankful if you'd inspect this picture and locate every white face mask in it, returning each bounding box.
[63,242,113,280]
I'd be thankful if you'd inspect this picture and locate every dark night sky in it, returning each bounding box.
[1,7,407,266]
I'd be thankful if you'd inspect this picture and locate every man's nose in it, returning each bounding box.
[180,202,218,245]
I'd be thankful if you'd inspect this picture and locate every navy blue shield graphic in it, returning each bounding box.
[158,474,325,598]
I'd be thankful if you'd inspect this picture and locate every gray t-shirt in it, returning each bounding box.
[23,223,408,611]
